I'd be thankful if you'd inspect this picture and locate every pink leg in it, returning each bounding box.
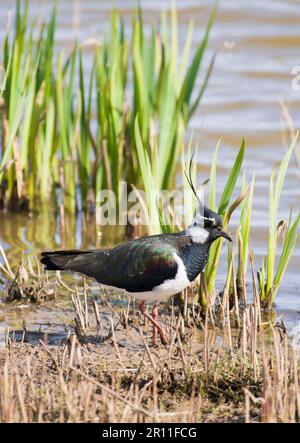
[151,304,159,345]
[139,301,169,345]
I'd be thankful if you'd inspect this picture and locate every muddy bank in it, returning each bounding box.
[0,329,258,423]
[1,302,299,423]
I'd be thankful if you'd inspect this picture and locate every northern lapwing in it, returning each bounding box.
[41,166,232,345]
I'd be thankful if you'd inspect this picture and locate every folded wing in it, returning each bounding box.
[41,236,184,292]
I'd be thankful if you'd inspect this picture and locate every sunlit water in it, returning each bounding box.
[0,0,300,343]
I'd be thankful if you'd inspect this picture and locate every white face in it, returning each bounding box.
[187,223,210,244]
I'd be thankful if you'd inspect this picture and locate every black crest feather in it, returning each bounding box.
[185,154,222,228]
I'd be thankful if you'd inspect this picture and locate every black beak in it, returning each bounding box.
[220,229,233,242]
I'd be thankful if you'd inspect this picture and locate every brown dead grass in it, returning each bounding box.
[0,300,299,423]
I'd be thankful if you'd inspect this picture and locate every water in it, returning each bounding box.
[0,0,300,340]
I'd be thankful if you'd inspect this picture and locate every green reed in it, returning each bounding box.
[258,133,300,308]
[0,2,215,212]
[221,136,299,309]
[181,135,297,309]
[236,172,255,299]
[0,4,58,209]
[204,139,245,295]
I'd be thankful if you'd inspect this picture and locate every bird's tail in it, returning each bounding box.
[40,250,94,272]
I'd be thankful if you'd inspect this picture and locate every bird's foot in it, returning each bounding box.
[151,304,170,345]
[158,329,170,345]
[151,305,158,345]
[139,301,169,346]
[152,328,158,346]
[151,328,169,346]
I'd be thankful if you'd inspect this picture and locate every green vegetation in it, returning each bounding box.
[0,2,215,212]
[204,139,245,296]
[258,133,300,308]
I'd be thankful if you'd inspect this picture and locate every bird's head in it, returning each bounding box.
[187,205,232,244]
[185,156,232,245]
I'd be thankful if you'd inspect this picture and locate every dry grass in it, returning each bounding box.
[0,290,300,423]
[0,246,54,303]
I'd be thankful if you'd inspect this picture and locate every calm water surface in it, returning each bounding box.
[0,0,300,340]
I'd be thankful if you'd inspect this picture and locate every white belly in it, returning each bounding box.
[125,253,190,302]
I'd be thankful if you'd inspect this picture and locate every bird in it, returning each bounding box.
[40,164,232,345]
